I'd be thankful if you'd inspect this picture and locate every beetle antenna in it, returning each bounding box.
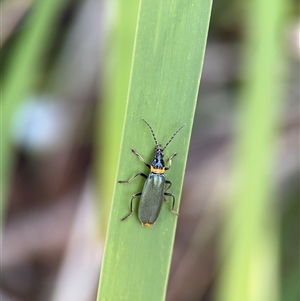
[142,119,158,145]
[163,124,186,150]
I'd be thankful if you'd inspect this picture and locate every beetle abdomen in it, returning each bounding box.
[138,173,165,226]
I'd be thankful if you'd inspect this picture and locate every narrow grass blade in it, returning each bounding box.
[97,0,213,300]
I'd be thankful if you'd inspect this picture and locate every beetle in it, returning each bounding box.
[118,119,185,227]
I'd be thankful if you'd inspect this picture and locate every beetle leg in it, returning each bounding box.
[121,192,142,221]
[131,149,151,169]
[164,192,179,216]
[163,181,173,203]
[165,153,178,170]
[164,180,172,192]
[118,173,147,184]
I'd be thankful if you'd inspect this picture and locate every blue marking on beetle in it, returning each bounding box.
[118,119,185,227]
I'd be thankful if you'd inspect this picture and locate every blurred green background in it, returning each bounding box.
[1,0,299,301]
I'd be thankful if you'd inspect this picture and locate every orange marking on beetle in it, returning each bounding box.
[150,166,165,174]
[143,223,152,228]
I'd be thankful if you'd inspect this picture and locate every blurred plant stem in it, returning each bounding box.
[216,0,285,300]
[1,0,67,225]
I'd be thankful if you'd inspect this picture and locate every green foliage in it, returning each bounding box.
[96,0,140,234]
[215,0,285,300]
[97,0,212,300]
[1,0,67,223]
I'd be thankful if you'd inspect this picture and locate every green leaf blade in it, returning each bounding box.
[97,0,212,300]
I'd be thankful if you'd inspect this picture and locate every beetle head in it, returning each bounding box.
[151,144,165,169]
